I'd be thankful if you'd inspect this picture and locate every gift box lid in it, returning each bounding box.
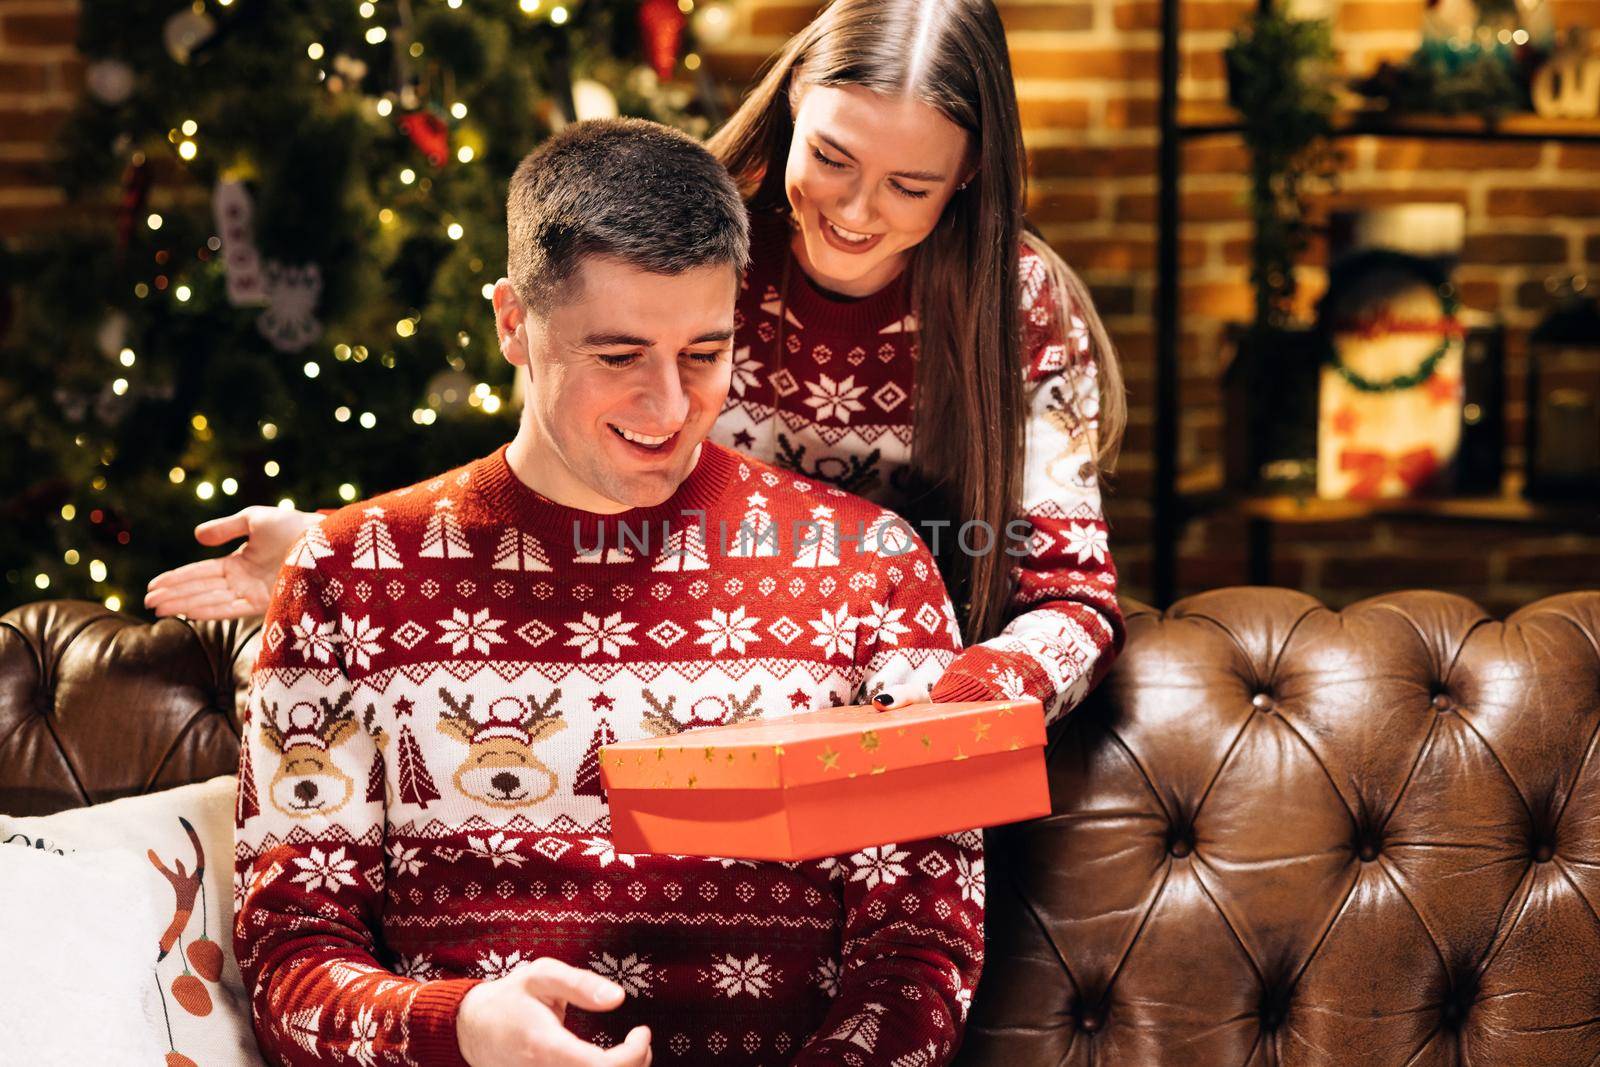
[598,698,1044,792]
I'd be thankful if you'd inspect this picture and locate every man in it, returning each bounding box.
[234,119,983,1067]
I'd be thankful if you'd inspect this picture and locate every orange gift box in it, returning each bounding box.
[599,699,1050,861]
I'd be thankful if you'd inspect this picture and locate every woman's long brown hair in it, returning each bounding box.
[707,0,1126,643]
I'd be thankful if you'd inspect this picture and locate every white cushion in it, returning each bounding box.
[0,845,168,1066]
[0,776,263,1065]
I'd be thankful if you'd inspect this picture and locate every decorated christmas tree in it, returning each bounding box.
[0,0,735,612]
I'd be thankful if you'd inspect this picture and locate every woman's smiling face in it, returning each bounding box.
[784,84,972,298]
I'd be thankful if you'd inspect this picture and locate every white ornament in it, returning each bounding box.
[691,1,736,47]
[626,65,660,97]
[96,310,129,359]
[570,79,619,122]
[212,180,268,307]
[492,528,553,572]
[257,262,324,353]
[425,370,475,414]
[85,60,135,105]
[326,54,368,93]
[163,8,216,65]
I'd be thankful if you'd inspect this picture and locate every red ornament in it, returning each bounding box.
[397,110,450,167]
[117,157,151,252]
[638,0,687,81]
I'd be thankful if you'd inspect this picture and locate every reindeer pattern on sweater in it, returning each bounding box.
[234,444,983,1067]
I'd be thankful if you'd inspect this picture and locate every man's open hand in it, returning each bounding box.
[456,957,652,1067]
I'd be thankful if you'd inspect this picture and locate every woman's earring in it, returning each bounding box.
[958,179,971,190]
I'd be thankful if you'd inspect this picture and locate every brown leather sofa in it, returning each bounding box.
[5,589,1598,1064]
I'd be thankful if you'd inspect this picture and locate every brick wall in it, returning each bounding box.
[4,0,1597,612]
[0,0,79,234]
[704,0,1600,612]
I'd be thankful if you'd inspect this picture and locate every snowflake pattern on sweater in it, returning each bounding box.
[710,212,1123,726]
[234,443,982,1067]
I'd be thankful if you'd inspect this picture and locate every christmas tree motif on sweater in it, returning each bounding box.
[865,512,916,557]
[367,698,440,810]
[572,716,615,798]
[388,723,441,809]
[491,527,553,572]
[727,492,780,558]
[652,522,710,572]
[418,498,473,559]
[759,290,804,330]
[364,748,385,805]
[824,1002,889,1050]
[284,1007,322,1054]
[889,1041,943,1067]
[574,543,636,564]
[350,507,403,570]
[285,523,334,569]
[793,504,841,568]
[236,741,260,822]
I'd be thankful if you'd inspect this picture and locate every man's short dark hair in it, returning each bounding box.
[507,118,749,312]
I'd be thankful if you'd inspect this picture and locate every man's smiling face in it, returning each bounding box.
[495,255,738,513]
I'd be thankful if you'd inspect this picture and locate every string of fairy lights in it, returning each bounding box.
[20,0,731,610]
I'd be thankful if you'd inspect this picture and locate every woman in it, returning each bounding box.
[145,0,1127,724]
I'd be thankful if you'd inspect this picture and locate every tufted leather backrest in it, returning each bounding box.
[5,591,1599,1062]
[0,600,260,815]
[960,587,1600,1065]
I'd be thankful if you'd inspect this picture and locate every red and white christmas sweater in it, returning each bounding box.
[234,442,984,1067]
[712,211,1124,723]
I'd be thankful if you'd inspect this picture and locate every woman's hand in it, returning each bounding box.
[457,958,651,1067]
[869,681,932,710]
[143,506,320,619]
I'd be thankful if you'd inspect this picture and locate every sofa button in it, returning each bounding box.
[1251,693,1273,711]
[1170,837,1192,858]
[1431,693,1452,711]
[1358,843,1380,862]
[1080,1012,1103,1033]
[1533,844,1554,863]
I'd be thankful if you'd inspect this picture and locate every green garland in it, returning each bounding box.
[1325,285,1461,393]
